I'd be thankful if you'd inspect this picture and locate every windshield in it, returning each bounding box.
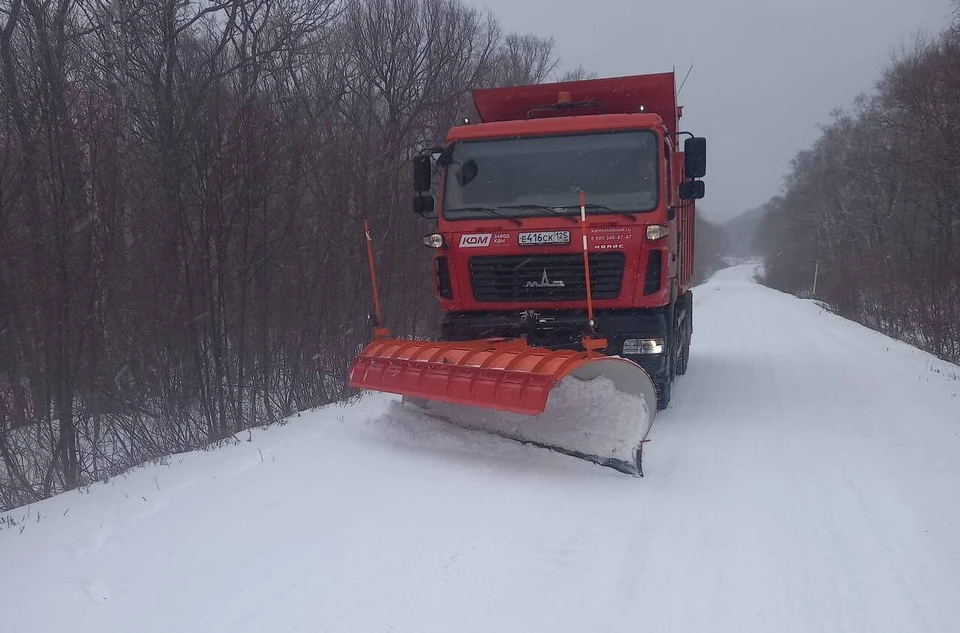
[442,130,659,220]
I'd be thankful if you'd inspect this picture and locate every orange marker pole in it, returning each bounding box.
[577,191,607,353]
[579,190,596,334]
[363,219,390,340]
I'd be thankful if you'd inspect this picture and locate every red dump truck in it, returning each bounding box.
[349,71,706,475]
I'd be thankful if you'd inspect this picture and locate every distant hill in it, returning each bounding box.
[722,204,769,259]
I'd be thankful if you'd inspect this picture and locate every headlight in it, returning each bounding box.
[623,338,664,355]
[423,233,444,248]
[646,225,668,241]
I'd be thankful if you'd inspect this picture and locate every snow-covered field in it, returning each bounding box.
[3,264,960,633]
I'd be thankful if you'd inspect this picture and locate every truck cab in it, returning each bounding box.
[413,72,706,408]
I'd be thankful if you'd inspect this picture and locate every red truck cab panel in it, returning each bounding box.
[423,71,704,403]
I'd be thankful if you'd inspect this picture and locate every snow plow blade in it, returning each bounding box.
[348,338,657,475]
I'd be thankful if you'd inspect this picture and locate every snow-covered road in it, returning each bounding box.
[3,264,960,633]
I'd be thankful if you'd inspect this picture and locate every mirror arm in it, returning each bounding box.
[436,142,457,167]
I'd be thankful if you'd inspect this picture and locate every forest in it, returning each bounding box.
[0,0,591,510]
[756,11,960,366]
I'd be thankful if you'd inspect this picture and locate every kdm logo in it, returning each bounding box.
[459,233,492,248]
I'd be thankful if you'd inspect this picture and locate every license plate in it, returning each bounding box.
[519,230,571,246]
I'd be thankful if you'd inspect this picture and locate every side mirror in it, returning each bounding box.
[413,155,432,192]
[413,195,435,216]
[684,137,706,179]
[679,180,705,200]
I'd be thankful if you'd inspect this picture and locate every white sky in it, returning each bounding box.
[475,0,954,221]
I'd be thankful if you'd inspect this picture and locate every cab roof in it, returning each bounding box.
[446,112,666,143]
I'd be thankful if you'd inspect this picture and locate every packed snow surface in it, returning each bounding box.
[3,264,960,633]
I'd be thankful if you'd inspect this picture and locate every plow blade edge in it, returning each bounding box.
[349,338,657,474]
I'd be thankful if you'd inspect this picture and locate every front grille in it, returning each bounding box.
[469,253,624,302]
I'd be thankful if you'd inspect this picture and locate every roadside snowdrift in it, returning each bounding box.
[3,264,959,633]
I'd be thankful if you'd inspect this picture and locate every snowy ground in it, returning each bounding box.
[3,264,960,633]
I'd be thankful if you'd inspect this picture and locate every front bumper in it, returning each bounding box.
[440,308,670,377]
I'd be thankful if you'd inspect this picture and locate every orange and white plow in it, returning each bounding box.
[350,203,658,476]
[348,337,657,475]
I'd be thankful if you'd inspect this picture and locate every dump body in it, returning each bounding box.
[472,72,680,133]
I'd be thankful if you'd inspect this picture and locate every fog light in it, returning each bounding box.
[423,233,444,248]
[623,338,664,355]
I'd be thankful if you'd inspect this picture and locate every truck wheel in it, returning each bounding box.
[654,376,672,410]
[654,300,678,410]
[675,313,690,375]
[675,293,692,376]
[675,338,690,375]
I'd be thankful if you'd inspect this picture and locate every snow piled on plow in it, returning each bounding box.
[406,374,653,473]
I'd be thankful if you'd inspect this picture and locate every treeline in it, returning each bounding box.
[694,214,727,284]
[0,0,575,511]
[756,15,960,364]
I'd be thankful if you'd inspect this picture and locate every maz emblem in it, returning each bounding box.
[524,269,565,289]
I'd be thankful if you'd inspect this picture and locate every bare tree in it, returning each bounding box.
[0,0,569,511]
[756,19,960,363]
[484,32,558,87]
[558,65,598,82]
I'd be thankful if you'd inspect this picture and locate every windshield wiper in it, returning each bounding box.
[445,203,633,225]
[445,206,522,226]
[497,204,580,223]
[555,203,635,221]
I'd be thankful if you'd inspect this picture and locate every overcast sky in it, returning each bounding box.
[475,0,954,222]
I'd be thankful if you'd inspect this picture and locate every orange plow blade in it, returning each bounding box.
[348,338,658,475]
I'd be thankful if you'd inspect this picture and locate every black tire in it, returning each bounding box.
[653,297,678,410]
[675,308,690,375]
[676,338,690,375]
[674,292,692,376]
[654,376,672,410]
